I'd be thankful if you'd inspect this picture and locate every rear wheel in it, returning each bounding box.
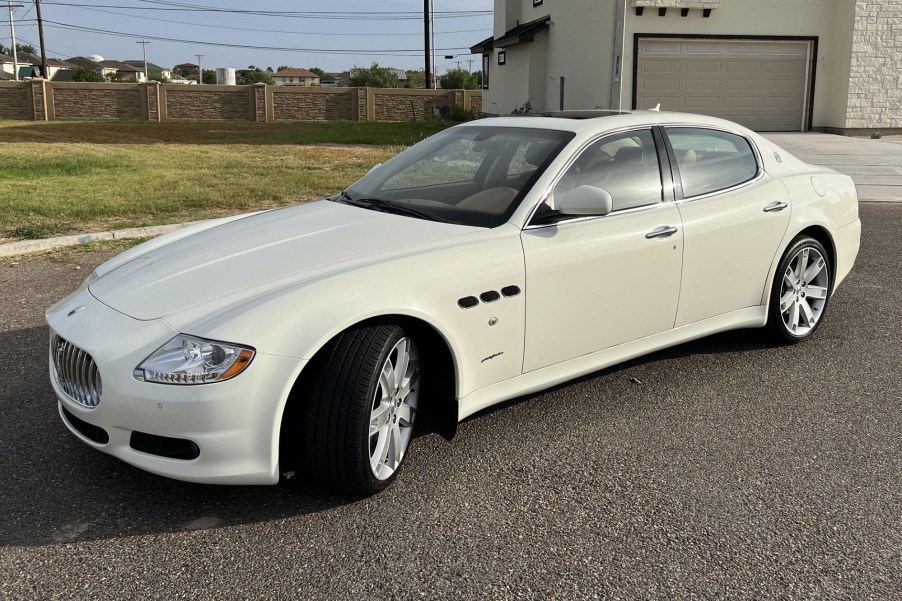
[301,324,420,495]
[767,236,832,344]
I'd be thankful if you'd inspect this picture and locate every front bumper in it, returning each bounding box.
[46,288,305,485]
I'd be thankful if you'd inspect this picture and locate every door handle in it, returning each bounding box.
[763,201,788,213]
[645,225,678,239]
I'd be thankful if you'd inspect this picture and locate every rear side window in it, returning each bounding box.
[666,128,758,198]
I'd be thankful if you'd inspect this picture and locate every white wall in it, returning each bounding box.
[620,0,850,129]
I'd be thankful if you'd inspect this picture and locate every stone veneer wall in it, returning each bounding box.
[846,0,902,128]
[272,88,355,121]
[165,87,252,121]
[0,84,31,119]
[0,82,481,122]
[373,90,453,121]
[53,84,143,120]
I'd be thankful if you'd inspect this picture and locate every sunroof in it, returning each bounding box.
[538,110,631,119]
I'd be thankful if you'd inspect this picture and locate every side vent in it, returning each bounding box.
[458,296,479,309]
[479,290,501,303]
[501,285,521,298]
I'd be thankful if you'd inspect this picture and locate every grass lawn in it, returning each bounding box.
[0,120,454,240]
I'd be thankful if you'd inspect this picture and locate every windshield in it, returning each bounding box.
[340,125,574,228]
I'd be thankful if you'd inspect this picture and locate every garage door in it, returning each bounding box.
[636,39,811,132]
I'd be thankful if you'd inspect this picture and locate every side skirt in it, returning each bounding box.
[457,306,767,421]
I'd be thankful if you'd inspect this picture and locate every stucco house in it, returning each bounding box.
[271,68,321,86]
[472,0,901,133]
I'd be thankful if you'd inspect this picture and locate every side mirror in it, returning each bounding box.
[558,185,613,216]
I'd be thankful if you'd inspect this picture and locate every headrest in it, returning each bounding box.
[614,146,644,162]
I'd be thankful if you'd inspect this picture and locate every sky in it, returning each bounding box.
[2,0,493,74]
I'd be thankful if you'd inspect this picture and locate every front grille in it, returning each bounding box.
[51,335,102,408]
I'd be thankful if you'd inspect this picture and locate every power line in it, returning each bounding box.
[61,4,490,37]
[42,20,473,55]
[40,2,492,19]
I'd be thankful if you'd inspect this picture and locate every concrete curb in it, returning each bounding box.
[0,222,200,258]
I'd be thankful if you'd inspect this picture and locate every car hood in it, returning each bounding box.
[89,200,480,321]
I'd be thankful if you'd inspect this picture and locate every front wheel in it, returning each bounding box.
[767,236,832,344]
[301,324,420,495]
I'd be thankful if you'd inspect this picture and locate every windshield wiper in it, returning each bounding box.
[340,193,444,222]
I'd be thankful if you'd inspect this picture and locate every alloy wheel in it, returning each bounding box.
[779,247,830,336]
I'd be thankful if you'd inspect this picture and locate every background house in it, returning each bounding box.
[271,68,321,86]
[100,60,145,82]
[474,0,901,133]
[123,60,171,81]
[16,52,77,80]
[65,56,115,79]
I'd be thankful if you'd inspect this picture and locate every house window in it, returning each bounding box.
[498,50,506,66]
[289,77,294,82]
[482,55,490,89]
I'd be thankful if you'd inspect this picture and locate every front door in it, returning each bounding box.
[521,128,684,372]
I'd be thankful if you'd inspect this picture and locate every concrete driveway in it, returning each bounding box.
[765,133,902,202]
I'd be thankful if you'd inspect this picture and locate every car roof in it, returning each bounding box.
[463,111,760,138]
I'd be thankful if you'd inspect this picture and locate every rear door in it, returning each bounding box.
[665,126,791,327]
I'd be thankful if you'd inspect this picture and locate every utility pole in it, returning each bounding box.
[136,39,150,82]
[4,3,23,82]
[423,0,431,89]
[195,53,204,84]
[34,0,47,79]
[430,0,436,88]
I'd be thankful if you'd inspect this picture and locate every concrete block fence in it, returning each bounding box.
[0,81,482,122]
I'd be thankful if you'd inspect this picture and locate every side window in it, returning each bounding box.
[553,129,663,213]
[666,127,758,198]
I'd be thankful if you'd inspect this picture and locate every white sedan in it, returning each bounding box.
[47,111,861,495]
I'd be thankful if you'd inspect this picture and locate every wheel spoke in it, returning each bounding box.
[369,402,391,435]
[380,358,396,394]
[371,428,389,473]
[787,300,800,332]
[796,248,809,279]
[396,402,413,425]
[779,289,795,312]
[799,299,816,327]
[783,268,795,290]
[802,257,825,283]
[387,423,402,469]
[804,285,828,300]
[393,338,410,391]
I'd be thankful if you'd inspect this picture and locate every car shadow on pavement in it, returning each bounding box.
[463,326,774,424]
[1,323,770,548]
[0,324,353,549]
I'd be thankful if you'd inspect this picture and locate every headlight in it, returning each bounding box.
[133,335,255,385]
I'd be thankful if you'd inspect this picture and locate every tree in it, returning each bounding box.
[148,69,170,83]
[72,67,105,83]
[440,68,479,90]
[349,63,400,88]
[406,71,425,89]
[277,65,289,72]
[202,69,217,84]
[308,66,326,79]
[1,42,36,55]
[266,66,274,73]
[238,67,274,85]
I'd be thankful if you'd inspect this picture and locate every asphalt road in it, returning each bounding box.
[1,204,900,600]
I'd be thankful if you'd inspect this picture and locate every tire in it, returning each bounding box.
[766,236,833,344]
[301,324,421,496]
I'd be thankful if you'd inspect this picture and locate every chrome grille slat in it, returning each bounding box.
[51,335,102,408]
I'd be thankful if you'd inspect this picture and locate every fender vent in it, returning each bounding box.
[501,285,521,297]
[458,296,479,309]
[479,290,501,303]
